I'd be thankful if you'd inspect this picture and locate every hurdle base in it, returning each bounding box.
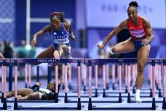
[17,106,84,110]
[68,84,73,90]
[0,98,12,110]
[59,95,98,98]
[0,106,12,110]
[162,97,166,110]
[112,84,116,90]
[88,98,93,110]
[92,107,156,110]
[83,86,86,91]
[118,93,122,103]
[104,94,151,98]
[72,90,129,94]
[140,91,160,94]
[158,89,162,97]
[95,89,98,97]
[103,89,106,97]
[67,99,124,103]
[0,103,12,110]
[91,91,128,94]
[7,99,61,103]
[130,100,163,103]
[94,91,160,94]
[64,93,68,103]
[127,93,131,103]
[77,98,81,110]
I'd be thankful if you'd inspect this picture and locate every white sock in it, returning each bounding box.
[135,89,142,102]
[136,89,140,96]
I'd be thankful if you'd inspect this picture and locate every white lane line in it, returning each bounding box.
[102,97,159,107]
[32,96,103,107]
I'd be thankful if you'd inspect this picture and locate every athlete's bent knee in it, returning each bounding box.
[63,47,71,57]
[137,64,144,73]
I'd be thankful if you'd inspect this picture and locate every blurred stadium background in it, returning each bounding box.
[0,0,165,79]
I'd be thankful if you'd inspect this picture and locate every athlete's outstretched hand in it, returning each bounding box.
[97,44,105,49]
[70,34,76,41]
[35,82,41,87]
[31,39,36,47]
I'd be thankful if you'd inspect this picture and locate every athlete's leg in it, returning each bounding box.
[36,45,54,58]
[0,88,33,99]
[61,45,71,57]
[111,38,136,54]
[53,43,64,59]
[18,92,40,100]
[0,52,4,58]
[135,44,150,102]
[53,43,71,59]
[53,46,61,59]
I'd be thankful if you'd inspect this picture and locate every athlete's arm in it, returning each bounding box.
[142,18,154,44]
[69,22,73,35]
[30,82,41,89]
[66,21,76,41]
[32,25,51,40]
[102,20,128,47]
[31,25,51,46]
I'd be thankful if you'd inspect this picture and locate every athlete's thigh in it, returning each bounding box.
[27,92,41,100]
[36,45,55,58]
[112,38,135,54]
[17,88,33,97]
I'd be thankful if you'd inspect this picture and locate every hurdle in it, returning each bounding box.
[102,63,152,99]
[79,61,151,99]
[130,59,163,103]
[86,58,166,110]
[162,59,166,110]
[78,60,124,104]
[1,58,166,110]
[60,63,100,98]
[0,60,12,110]
[5,62,61,103]
[10,58,84,110]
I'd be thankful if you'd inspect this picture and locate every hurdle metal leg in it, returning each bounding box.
[0,60,12,110]
[9,61,13,92]
[47,63,52,84]
[162,59,166,110]
[25,64,28,88]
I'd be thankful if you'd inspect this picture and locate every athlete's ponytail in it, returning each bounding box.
[58,12,66,22]
[50,12,66,22]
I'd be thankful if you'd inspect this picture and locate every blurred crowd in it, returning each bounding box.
[0,40,36,59]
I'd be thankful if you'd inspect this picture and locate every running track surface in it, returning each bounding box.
[0,79,164,111]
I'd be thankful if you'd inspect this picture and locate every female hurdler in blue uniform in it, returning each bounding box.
[31,12,75,59]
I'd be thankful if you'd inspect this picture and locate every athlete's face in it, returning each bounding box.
[47,82,54,90]
[51,15,60,28]
[127,7,138,21]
